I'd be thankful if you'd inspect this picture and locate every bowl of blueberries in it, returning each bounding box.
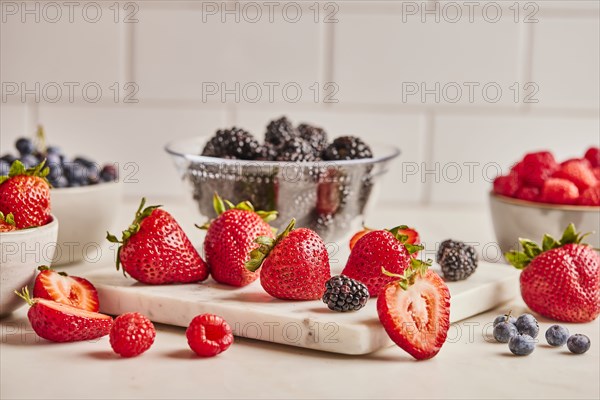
[165,116,400,242]
[0,127,123,265]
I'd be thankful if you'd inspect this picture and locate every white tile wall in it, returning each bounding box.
[1,1,599,206]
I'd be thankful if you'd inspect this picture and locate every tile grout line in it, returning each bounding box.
[421,110,435,206]
[320,20,335,110]
[518,20,535,114]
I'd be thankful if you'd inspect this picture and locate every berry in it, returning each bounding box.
[15,138,35,155]
[33,266,100,312]
[584,147,600,168]
[493,173,519,197]
[545,325,569,347]
[349,227,373,251]
[186,314,233,357]
[552,159,598,192]
[578,185,600,206]
[593,167,600,181]
[493,321,518,343]
[275,137,318,162]
[0,211,17,232]
[567,334,591,354]
[520,151,558,188]
[323,136,373,160]
[1,154,17,165]
[264,116,298,148]
[506,224,600,323]
[298,123,328,153]
[493,312,517,327]
[100,164,118,182]
[106,198,209,285]
[515,313,539,338]
[377,266,451,360]
[46,145,62,155]
[0,160,9,176]
[322,275,370,312]
[508,334,535,356]
[202,127,262,160]
[437,241,478,282]
[436,239,477,265]
[110,313,156,357]
[20,154,40,168]
[203,194,277,287]
[246,219,331,300]
[541,178,579,204]
[515,186,540,202]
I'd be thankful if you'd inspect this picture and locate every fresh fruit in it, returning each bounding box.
[0,160,51,229]
[508,334,535,356]
[322,275,370,312]
[349,227,373,250]
[0,211,17,232]
[493,321,518,343]
[506,224,600,323]
[578,185,600,206]
[493,173,519,197]
[186,314,233,357]
[493,311,517,327]
[201,194,277,287]
[201,127,262,160]
[515,314,540,338]
[275,137,318,162]
[377,264,451,360]
[33,266,100,312]
[545,325,569,347]
[15,287,112,342]
[594,167,600,181]
[16,137,35,155]
[519,151,558,188]
[552,159,598,192]
[298,123,328,154]
[515,186,540,202]
[246,219,331,300]
[540,178,579,204]
[567,334,591,354]
[323,136,373,160]
[110,313,156,357]
[343,226,424,297]
[584,147,600,168]
[264,116,299,148]
[106,198,209,285]
[436,240,478,282]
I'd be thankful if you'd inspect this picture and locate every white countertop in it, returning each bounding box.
[1,198,599,400]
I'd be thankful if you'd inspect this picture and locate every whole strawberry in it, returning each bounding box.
[107,198,209,285]
[0,211,17,232]
[110,312,156,357]
[201,193,277,287]
[0,160,51,229]
[506,224,600,323]
[246,219,331,300]
[342,226,423,297]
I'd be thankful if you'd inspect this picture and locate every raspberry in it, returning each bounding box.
[520,151,558,188]
[186,314,233,357]
[578,185,600,206]
[109,313,156,358]
[493,173,519,197]
[515,186,540,202]
[584,147,600,168]
[552,159,598,192]
[541,178,579,204]
[322,275,370,312]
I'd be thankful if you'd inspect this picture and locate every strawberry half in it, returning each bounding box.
[107,198,209,285]
[33,266,100,312]
[0,211,17,232]
[377,265,451,360]
[15,287,112,343]
[0,160,51,229]
[200,193,277,287]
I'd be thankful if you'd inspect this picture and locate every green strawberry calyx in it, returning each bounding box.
[196,192,278,230]
[245,218,295,272]
[106,197,161,275]
[381,256,433,291]
[14,286,36,306]
[505,223,592,270]
[0,211,16,226]
[0,159,50,186]
[388,225,423,257]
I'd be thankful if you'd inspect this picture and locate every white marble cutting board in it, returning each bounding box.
[88,261,520,355]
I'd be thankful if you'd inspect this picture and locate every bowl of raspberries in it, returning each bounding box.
[490,147,600,253]
[166,116,400,241]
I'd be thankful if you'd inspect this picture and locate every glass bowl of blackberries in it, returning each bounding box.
[0,128,123,265]
[165,116,400,242]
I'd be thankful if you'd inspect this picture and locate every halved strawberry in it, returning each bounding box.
[377,266,451,360]
[15,287,112,343]
[33,266,99,312]
[349,227,373,250]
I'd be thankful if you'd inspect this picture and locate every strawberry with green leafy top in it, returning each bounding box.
[0,211,17,232]
[200,193,277,287]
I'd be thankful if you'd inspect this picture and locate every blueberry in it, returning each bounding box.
[73,157,95,169]
[516,313,539,338]
[49,176,69,188]
[508,334,535,356]
[1,154,17,164]
[100,164,118,182]
[15,137,35,155]
[0,160,9,176]
[46,154,63,180]
[64,162,88,185]
[46,146,62,155]
[493,322,518,343]
[493,313,517,327]
[545,325,569,347]
[20,154,40,168]
[567,334,591,354]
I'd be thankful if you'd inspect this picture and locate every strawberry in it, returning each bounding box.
[349,227,373,250]
[342,226,424,297]
[540,178,579,204]
[515,186,540,202]
[584,147,600,168]
[506,224,600,323]
[377,264,451,360]
[519,151,558,188]
[33,266,100,312]
[552,159,598,192]
[110,313,156,357]
[246,219,331,300]
[0,160,51,229]
[107,198,209,285]
[0,211,17,232]
[493,173,519,197]
[200,193,277,287]
[578,185,600,206]
[15,287,113,342]
[593,167,600,181]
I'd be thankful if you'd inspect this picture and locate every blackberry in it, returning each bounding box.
[201,127,261,160]
[322,136,373,161]
[257,143,278,161]
[264,116,298,147]
[298,123,328,154]
[436,239,478,265]
[322,275,369,312]
[438,244,478,281]
[275,137,318,162]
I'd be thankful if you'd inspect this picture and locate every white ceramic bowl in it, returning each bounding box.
[489,192,600,254]
[0,216,59,317]
[50,182,123,266]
